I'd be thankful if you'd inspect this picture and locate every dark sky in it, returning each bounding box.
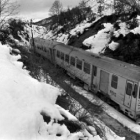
[18,0,80,21]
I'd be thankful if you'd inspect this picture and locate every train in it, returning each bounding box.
[33,37,140,123]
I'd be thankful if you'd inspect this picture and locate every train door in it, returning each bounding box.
[136,85,140,111]
[91,65,97,90]
[49,48,55,64]
[99,70,109,94]
[124,81,133,108]
[131,83,138,111]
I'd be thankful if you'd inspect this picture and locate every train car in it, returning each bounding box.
[33,37,62,62]
[33,37,140,123]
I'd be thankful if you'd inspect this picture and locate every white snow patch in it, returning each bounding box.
[114,22,130,37]
[131,26,140,34]
[83,23,113,54]
[70,21,92,36]
[12,48,20,54]
[18,31,30,47]
[57,33,69,44]
[56,105,78,121]
[108,41,119,51]
[136,15,140,25]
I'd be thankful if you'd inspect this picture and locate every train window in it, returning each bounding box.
[111,75,118,89]
[57,51,60,58]
[76,59,82,70]
[126,82,133,96]
[70,57,75,66]
[84,62,90,74]
[65,54,69,63]
[132,84,138,98]
[60,52,64,60]
[93,65,97,76]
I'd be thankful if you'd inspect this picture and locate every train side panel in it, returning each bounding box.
[55,50,92,87]
[94,67,138,119]
[108,74,126,105]
[34,38,52,60]
[90,65,99,92]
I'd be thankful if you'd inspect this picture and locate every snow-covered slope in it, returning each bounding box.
[83,23,113,54]
[0,43,60,139]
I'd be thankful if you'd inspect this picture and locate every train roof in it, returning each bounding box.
[34,37,62,47]
[34,38,140,82]
[55,43,140,82]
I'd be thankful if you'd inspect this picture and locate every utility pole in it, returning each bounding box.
[0,0,1,22]
[30,19,35,53]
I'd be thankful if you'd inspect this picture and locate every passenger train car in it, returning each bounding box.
[33,37,140,123]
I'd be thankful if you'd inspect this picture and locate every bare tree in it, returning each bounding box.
[126,0,140,12]
[49,0,63,16]
[49,0,63,31]
[0,0,19,29]
[113,0,140,14]
[97,0,104,16]
[113,0,126,14]
[79,0,87,8]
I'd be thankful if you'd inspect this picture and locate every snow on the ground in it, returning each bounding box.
[18,31,30,47]
[0,42,102,140]
[131,26,140,34]
[130,16,140,34]
[71,85,140,134]
[136,15,140,25]
[45,30,55,40]
[56,21,94,44]
[25,24,47,39]
[114,22,130,37]
[34,18,101,45]
[32,25,47,38]
[70,21,92,36]
[130,15,140,34]
[83,23,113,54]
[56,33,69,44]
[44,20,95,44]
[108,41,119,51]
